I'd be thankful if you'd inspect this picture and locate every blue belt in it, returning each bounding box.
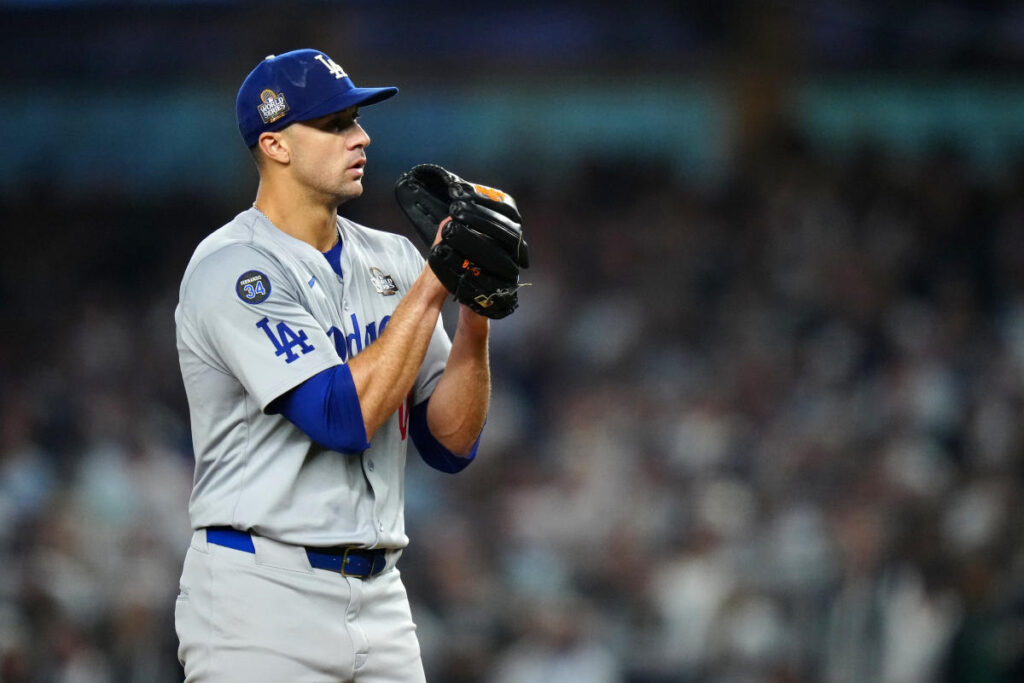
[205,527,389,579]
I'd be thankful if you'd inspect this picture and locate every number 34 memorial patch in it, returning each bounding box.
[236,270,271,304]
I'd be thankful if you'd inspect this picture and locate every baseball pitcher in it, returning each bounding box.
[173,48,527,682]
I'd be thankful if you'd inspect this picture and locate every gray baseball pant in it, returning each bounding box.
[175,529,426,682]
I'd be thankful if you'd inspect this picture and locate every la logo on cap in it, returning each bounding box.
[315,54,347,79]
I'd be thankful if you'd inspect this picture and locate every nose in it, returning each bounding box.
[350,122,370,150]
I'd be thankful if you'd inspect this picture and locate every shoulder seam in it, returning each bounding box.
[180,213,260,290]
[179,241,279,318]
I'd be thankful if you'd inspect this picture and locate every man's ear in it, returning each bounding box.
[257,131,290,165]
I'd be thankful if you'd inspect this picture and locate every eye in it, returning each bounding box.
[332,113,359,132]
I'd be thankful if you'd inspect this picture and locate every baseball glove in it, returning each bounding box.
[394,164,529,319]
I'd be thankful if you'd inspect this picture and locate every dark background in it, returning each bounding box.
[3,1,1024,681]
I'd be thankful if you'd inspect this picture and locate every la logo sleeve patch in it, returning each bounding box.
[236,270,271,304]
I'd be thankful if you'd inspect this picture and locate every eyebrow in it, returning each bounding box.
[303,109,359,132]
[329,109,359,124]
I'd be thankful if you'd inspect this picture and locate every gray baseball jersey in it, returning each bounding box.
[175,207,450,549]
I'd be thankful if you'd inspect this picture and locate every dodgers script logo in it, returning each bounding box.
[257,88,289,124]
[327,313,391,362]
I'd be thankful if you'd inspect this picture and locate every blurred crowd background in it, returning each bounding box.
[4,1,1024,681]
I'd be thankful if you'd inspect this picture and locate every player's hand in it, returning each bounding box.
[434,216,452,247]
[394,164,529,319]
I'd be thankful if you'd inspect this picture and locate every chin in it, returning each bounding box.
[334,182,364,204]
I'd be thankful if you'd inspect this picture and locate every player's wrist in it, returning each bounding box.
[417,263,449,304]
[458,305,491,335]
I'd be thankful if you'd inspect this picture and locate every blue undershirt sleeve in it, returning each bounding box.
[270,364,370,454]
[409,399,480,474]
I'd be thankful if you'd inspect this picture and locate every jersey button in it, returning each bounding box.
[343,301,350,310]
[367,460,375,471]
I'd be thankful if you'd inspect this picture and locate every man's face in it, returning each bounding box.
[281,106,370,205]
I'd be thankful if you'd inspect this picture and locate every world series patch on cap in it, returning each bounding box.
[236,49,398,147]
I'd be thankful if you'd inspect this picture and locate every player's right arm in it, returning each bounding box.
[269,263,449,450]
[344,263,448,440]
[269,262,446,449]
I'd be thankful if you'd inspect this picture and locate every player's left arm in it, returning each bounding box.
[420,306,490,456]
[394,161,528,466]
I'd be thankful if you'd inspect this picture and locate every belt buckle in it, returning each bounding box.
[343,547,380,579]
[340,547,363,578]
[338,547,387,578]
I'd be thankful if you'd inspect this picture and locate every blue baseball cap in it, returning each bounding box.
[236,49,398,147]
